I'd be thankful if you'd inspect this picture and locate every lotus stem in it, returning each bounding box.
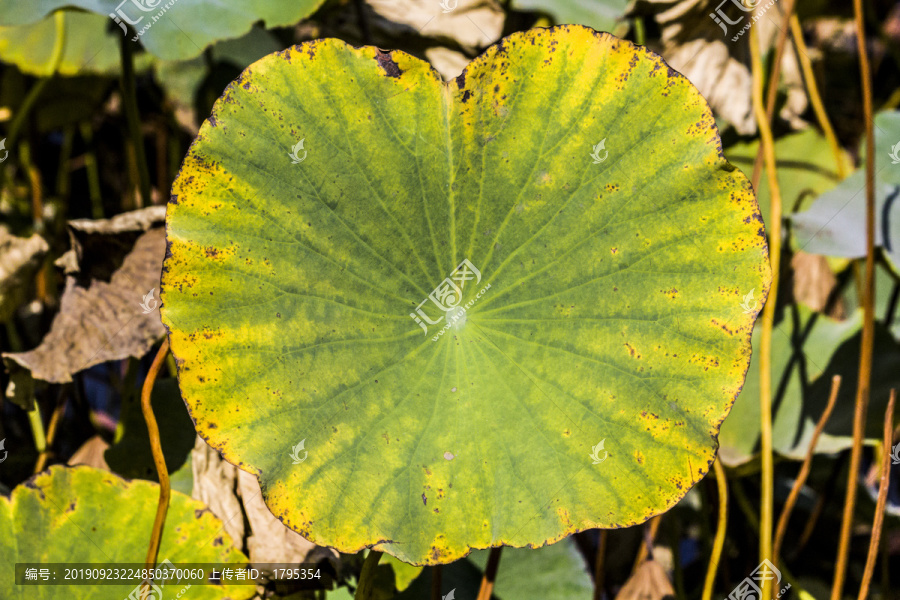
[751,0,798,189]
[593,530,608,600]
[789,15,848,179]
[632,515,661,571]
[355,550,383,600]
[832,0,876,595]
[432,564,443,600]
[34,389,67,473]
[774,375,840,564]
[120,32,152,207]
[79,121,105,219]
[702,458,728,600]
[857,391,895,600]
[749,22,783,600]
[477,547,503,600]
[142,338,171,571]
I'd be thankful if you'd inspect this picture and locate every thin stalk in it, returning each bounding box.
[477,547,503,600]
[354,550,383,600]
[0,10,66,191]
[751,0,798,189]
[593,530,608,600]
[774,375,841,564]
[34,390,67,473]
[20,143,47,301]
[789,15,848,179]
[832,0,876,596]
[632,515,661,572]
[79,121,104,219]
[672,521,686,600]
[56,125,74,200]
[142,339,171,570]
[633,17,646,46]
[119,33,152,207]
[857,391,895,600]
[702,458,728,600]
[431,564,442,600]
[750,23,783,600]
[793,455,845,558]
[27,405,47,455]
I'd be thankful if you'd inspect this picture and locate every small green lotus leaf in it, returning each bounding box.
[0,465,252,599]
[162,26,770,564]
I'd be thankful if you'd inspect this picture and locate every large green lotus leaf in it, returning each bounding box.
[161,26,770,564]
[0,0,323,61]
[0,465,252,599]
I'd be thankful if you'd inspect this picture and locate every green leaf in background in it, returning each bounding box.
[396,538,592,599]
[0,0,324,60]
[154,25,285,129]
[105,379,196,482]
[0,10,152,76]
[719,305,857,466]
[382,554,422,592]
[791,111,900,272]
[162,26,770,564]
[718,304,900,466]
[511,0,628,33]
[0,466,252,600]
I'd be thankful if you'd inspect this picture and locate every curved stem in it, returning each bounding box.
[857,391,895,600]
[832,0,876,596]
[750,22,783,600]
[142,338,171,570]
[354,550,383,600]
[774,375,840,564]
[702,458,728,600]
[788,15,848,179]
[477,547,503,600]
